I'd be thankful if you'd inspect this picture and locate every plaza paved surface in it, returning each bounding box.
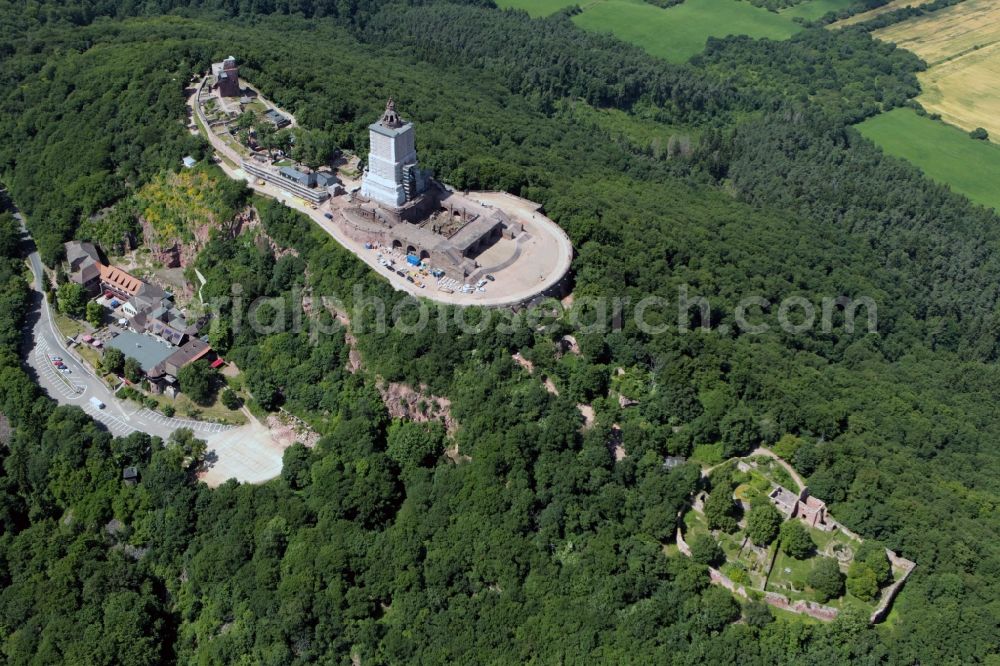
[197,418,285,487]
[191,76,573,308]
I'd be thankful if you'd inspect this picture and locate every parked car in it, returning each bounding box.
[61,368,71,374]
[486,274,495,281]
[49,355,62,362]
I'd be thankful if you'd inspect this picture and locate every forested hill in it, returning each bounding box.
[1,1,1000,664]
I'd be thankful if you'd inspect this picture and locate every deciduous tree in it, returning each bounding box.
[746,502,782,546]
[847,562,879,602]
[86,300,103,327]
[178,361,217,406]
[102,347,125,375]
[780,520,815,559]
[808,556,845,602]
[124,356,143,384]
[56,282,87,317]
[704,483,740,533]
[689,533,724,566]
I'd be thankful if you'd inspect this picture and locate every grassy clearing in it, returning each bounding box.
[571,0,800,63]
[781,0,855,21]
[53,312,88,340]
[691,442,725,466]
[494,0,577,17]
[245,99,268,113]
[143,390,247,425]
[745,456,799,492]
[855,107,1000,212]
[77,344,102,371]
[561,100,698,155]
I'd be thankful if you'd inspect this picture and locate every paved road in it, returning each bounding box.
[17,212,234,441]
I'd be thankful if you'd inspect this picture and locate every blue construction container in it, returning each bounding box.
[406,255,420,266]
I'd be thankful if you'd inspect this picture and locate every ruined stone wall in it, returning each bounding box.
[764,593,839,621]
[676,527,692,557]
[870,550,916,623]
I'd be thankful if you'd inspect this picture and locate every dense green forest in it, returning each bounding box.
[2,0,1000,663]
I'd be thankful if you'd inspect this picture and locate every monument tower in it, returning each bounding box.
[213,56,240,97]
[361,99,427,208]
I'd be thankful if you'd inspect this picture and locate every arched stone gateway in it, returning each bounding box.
[419,249,430,261]
[392,239,402,250]
[406,245,416,255]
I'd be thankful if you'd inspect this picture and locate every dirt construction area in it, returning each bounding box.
[875,0,1000,139]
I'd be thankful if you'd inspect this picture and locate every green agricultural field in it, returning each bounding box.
[494,0,577,17]
[856,108,1000,212]
[781,0,856,21]
[572,0,801,63]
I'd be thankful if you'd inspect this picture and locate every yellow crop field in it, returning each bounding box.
[917,42,1000,140]
[874,0,1000,140]
[875,0,1000,65]
[830,0,933,28]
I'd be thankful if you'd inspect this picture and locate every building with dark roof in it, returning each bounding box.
[129,281,168,313]
[66,240,101,270]
[279,166,315,188]
[65,241,103,293]
[241,159,329,204]
[122,466,139,485]
[315,171,338,188]
[264,109,290,128]
[164,338,213,377]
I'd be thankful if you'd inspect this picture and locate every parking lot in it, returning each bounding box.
[84,404,137,437]
[34,341,85,399]
[136,408,234,435]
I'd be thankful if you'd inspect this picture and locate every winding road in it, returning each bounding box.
[17,211,232,440]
